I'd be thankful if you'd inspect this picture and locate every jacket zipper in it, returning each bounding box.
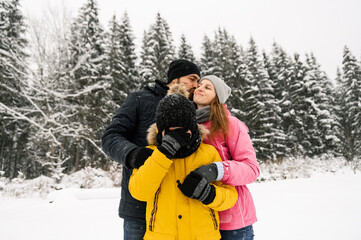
[238,199,245,227]
[209,209,219,230]
[149,188,160,231]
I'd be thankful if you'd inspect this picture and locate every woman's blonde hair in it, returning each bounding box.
[208,96,229,140]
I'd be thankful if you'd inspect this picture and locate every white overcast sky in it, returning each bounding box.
[21,0,361,80]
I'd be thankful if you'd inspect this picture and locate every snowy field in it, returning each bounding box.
[1,173,360,240]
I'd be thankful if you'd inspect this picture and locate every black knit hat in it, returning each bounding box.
[167,59,201,84]
[156,94,197,134]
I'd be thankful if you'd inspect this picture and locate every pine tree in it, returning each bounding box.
[222,33,244,88]
[139,13,175,83]
[200,34,216,76]
[335,47,361,165]
[303,53,323,155]
[117,12,138,91]
[107,15,124,105]
[178,34,195,62]
[231,59,251,120]
[66,0,110,171]
[139,30,152,84]
[268,42,294,156]
[269,42,294,101]
[212,28,227,77]
[334,67,347,158]
[0,0,36,178]
[285,53,308,155]
[208,28,247,119]
[211,28,244,82]
[243,38,286,160]
[107,12,138,108]
[226,35,248,120]
[304,53,337,155]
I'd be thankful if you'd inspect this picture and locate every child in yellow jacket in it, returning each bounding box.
[129,92,237,240]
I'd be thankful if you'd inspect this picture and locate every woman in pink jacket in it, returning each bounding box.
[190,75,260,240]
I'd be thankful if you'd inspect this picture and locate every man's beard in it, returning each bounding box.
[188,87,196,101]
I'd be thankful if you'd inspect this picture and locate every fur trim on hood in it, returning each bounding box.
[147,123,209,146]
[167,84,189,98]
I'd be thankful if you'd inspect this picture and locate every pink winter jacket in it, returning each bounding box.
[200,108,260,230]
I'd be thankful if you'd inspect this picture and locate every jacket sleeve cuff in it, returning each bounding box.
[213,162,225,181]
[220,161,230,182]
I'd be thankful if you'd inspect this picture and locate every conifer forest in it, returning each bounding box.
[1,0,360,180]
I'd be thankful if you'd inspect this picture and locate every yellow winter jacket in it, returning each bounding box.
[129,124,238,240]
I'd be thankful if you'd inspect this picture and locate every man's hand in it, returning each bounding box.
[126,147,153,169]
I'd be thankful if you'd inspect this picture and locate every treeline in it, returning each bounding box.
[1,0,360,180]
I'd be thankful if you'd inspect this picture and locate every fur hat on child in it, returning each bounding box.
[155,93,201,158]
[156,94,197,134]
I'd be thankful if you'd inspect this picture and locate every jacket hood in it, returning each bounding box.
[166,84,190,98]
[147,123,209,145]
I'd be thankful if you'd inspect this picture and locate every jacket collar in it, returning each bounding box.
[144,80,169,97]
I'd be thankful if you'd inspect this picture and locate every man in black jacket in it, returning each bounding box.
[102,59,200,240]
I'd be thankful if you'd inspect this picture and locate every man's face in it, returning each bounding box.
[177,74,200,92]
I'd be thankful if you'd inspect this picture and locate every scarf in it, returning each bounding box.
[196,106,211,123]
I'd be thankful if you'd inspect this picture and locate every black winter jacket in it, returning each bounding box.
[102,80,168,221]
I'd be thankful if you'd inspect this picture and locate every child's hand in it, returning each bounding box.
[158,128,191,158]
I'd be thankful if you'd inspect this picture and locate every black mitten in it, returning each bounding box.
[158,128,191,158]
[193,163,218,183]
[126,147,153,169]
[178,171,216,205]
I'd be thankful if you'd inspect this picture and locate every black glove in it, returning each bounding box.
[178,171,216,205]
[193,163,218,183]
[126,147,153,169]
[158,128,191,159]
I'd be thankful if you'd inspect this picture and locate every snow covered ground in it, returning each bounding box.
[1,173,361,240]
[251,173,361,240]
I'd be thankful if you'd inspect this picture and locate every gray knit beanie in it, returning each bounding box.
[199,75,231,104]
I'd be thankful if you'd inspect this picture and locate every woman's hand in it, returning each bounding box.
[177,171,216,205]
[192,163,219,183]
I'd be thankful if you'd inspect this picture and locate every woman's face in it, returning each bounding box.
[193,79,217,108]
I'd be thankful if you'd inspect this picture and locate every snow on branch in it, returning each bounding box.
[0,102,61,146]
[69,53,90,75]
